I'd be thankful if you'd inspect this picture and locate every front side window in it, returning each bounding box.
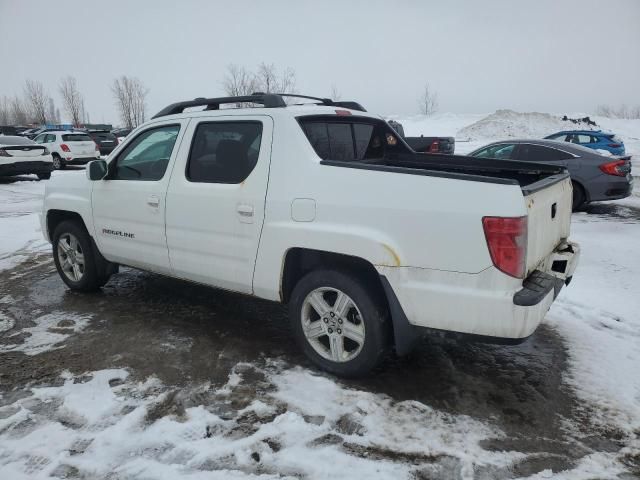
[186,121,263,184]
[34,134,46,143]
[45,134,56,143]
[111,125,180,181]
[472,144,516,159]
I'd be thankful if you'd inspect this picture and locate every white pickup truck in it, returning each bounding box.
[41,93,579,376]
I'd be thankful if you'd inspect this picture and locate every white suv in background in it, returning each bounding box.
[34,131,100,169]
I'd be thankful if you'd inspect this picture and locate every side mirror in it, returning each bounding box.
[87,160,108,181]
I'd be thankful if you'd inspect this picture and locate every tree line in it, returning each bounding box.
[0,75,149,129]
[1,64,445,129]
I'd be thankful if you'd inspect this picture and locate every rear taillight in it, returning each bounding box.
[429,140,439,153]
[599,159,627,177]
[607,143,622,148]
[482,216,527,278]
[95,143,100,151]
[60,143,70,152]
[0,148,9,157]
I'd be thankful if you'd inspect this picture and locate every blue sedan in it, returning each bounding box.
[544,130,625,155]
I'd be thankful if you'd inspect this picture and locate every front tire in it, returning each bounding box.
[52,220,111,292]
[289,269,390,377]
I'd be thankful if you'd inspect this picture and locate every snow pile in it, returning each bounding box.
[457,109,587,141]
[385,112,487,138]
[0,311,93,356]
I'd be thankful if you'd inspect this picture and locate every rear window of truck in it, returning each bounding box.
[298,117,410,162]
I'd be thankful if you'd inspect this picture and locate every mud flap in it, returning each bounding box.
[379,275,420,356]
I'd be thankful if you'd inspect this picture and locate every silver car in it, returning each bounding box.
[469,139,633,210]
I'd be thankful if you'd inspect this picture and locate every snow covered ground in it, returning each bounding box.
[1,111,639,479]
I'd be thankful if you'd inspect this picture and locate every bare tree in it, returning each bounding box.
[330,85,342,101]
[59,76,84,125]
[24,79,49,124]
[420,83,439,116]
[0,96,10,124]
[10,95,28,125]
[222,64,258,97]
[254,62,296,94]
[111,76,149,129]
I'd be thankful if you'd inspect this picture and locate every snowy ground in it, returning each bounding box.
[1,112,639,479]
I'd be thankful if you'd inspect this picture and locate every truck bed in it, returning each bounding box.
[321,152,569,194]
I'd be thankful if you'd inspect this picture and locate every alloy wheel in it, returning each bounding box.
[301,287,366,363]
[57,233,85,282]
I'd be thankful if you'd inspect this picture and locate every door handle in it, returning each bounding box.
[147,195,160,208]
[237,204,254,217]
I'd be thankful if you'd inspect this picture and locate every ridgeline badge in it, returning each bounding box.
[102,228,135,239]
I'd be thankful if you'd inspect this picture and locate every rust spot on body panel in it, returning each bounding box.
[381,244,401,267]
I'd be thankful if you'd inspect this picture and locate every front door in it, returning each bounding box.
[165,115,273,293]
[91,121,188,274]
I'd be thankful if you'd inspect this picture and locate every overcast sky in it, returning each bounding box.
[1,0,639,125]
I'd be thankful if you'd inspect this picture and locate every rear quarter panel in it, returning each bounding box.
[252,116,528,300]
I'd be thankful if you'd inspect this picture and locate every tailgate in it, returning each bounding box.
[524,174,572,276]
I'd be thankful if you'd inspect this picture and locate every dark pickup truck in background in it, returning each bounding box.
[388,120,455,154]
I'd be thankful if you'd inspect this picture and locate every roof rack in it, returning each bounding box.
[152,93,366,119]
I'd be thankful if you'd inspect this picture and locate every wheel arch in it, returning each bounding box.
[47,209,89,240]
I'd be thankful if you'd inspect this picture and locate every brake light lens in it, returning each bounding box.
[599,159,627,177]
[607,143,621,148]
[335,109,351,116]
[429,140,439,153]
[482,216,528,278]
[60,143,70,152]
[95,143,100,151]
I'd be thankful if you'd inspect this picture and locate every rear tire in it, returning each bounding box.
[52,220,112,292]
[37,172,51,180]
[289,269,390,377]
[572,181,586,211]
[52,154,65,170]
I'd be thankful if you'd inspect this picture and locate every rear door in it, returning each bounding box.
[165,115,273,293]
[91,121,188,273]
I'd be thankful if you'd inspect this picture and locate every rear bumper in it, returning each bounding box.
[589,176,633,202]
[0,161,53,176]
[63,157,97,165]
[378,241,580,354]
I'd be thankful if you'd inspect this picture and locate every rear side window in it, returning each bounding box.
[299,118,406,162]
[515,144,573,162]
[62,134,92,142]
[187,121,263,184]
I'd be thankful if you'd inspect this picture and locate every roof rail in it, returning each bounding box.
[152,93,366,119]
